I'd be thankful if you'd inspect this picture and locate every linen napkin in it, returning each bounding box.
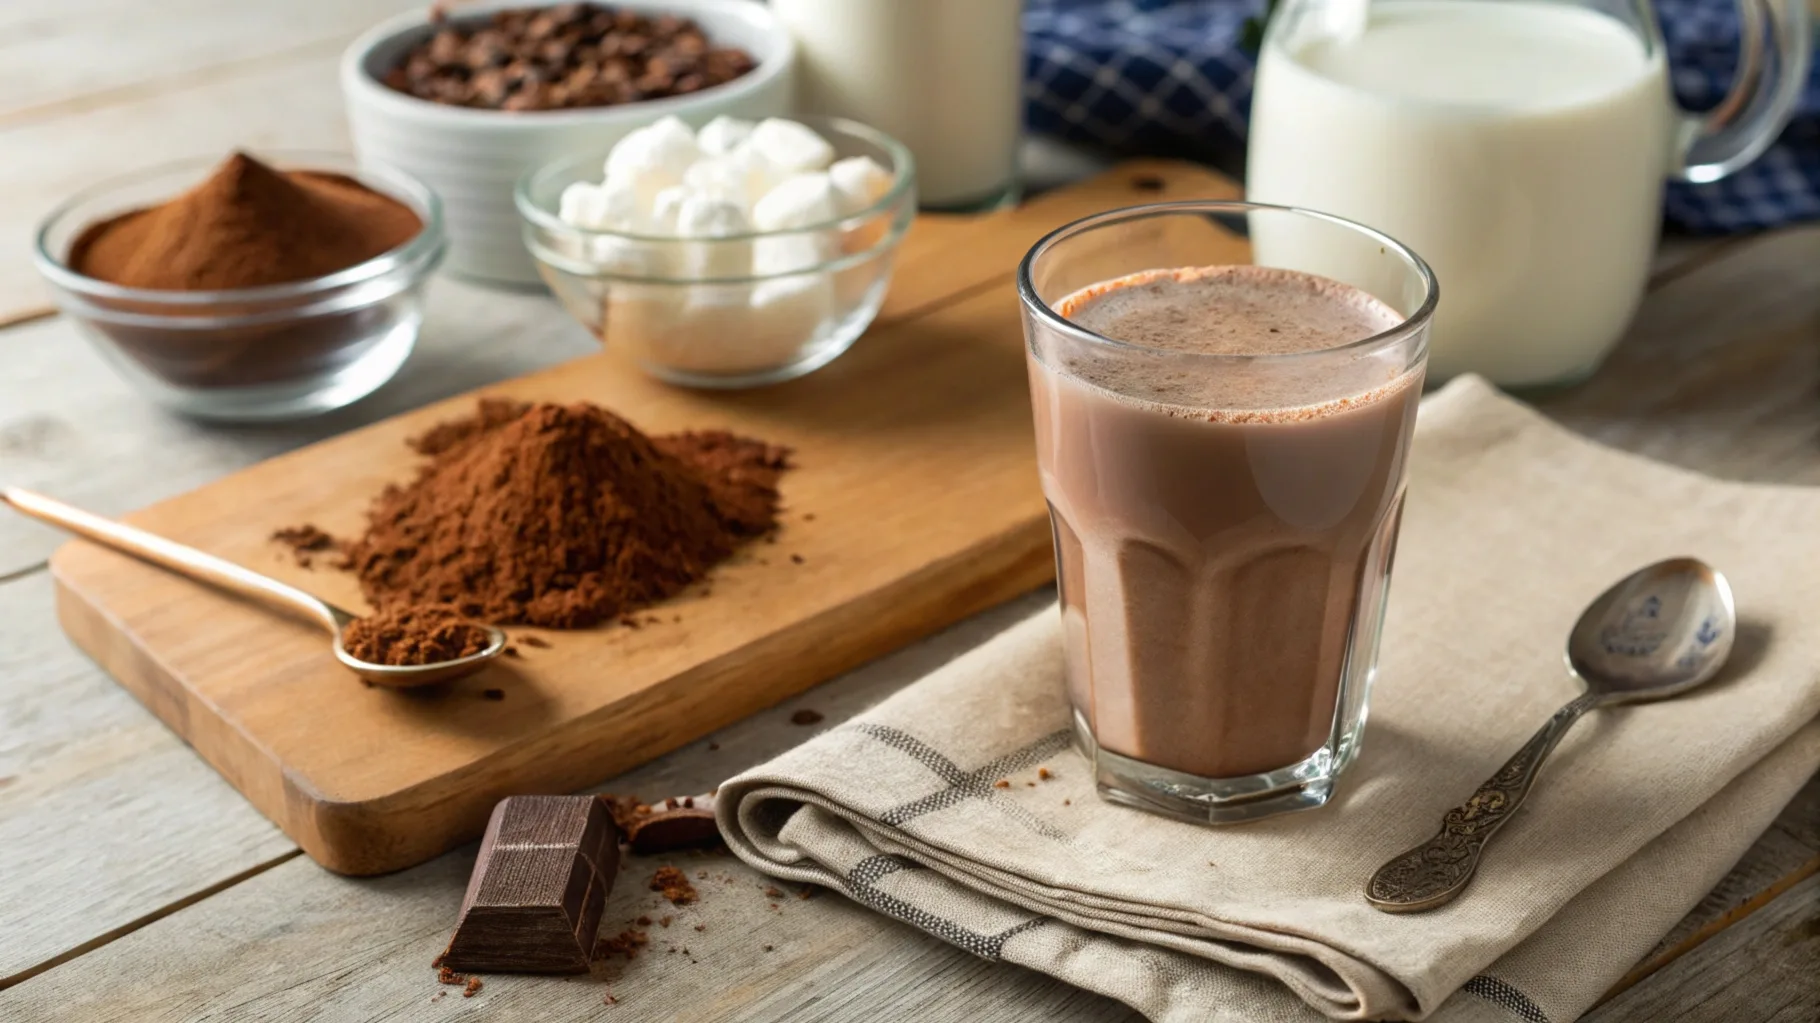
[717,376,1820,1023]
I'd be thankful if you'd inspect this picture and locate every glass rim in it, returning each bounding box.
[1015,200,1439,365]
[32,150,446,307]
[514,115,917,244]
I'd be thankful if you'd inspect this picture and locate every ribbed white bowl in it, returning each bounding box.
[341,0,795,286]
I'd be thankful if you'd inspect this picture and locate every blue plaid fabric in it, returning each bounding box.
[1024,0,1820,232]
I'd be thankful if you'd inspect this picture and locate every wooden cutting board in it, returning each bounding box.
[49,160,1241,876]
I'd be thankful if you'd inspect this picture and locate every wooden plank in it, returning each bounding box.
[0,570,295,989]
[1584,873,1820,1023]
[0,0,420,127]
[1535,225,1820,485]
[0,590,1142,1023]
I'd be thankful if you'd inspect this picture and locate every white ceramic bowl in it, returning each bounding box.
[340,0,794,286]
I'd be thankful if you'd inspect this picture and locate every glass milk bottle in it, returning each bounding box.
[1247,0,1810,388]
[772,0,1024,210]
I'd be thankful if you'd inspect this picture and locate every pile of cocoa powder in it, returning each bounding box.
[280,398,789,635]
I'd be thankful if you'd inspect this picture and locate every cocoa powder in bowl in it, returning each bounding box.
[341,399,789,627]
[57,151,427,393]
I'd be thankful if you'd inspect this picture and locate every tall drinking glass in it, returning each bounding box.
[1018,202,1436,823]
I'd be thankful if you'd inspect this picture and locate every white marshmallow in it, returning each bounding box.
[605,115,700,180]
[748,118,836,174]
[559,182,610,228]
[753,172,839,232]
[696,115,755,157]
[745,274,833,370]
[650,185,691,234]
[828,156,896,216]
[752,234,829,276]
[674,193,753,280]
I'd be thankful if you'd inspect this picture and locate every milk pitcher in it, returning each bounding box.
[1247,0,1811,387]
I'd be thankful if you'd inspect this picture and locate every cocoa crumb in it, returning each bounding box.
[993,780,1010,789]
[1063,799,1072,806]
[803,512,815,521]
[789,709,824,726]
[650,866,698,905]
[619,614,643,629]
[763,944,774,952]
[789,553,804,564]
[482,688,505,701]
[1025,781,1036,787]
[463,977,483,997]
[594,929,648,961]
[1038,767,1053,780]
[270,524,346,569]
[796,886,817,900]
[604,993,618,1005]
[502,645,521,658]
[517,635,551,648]
[636,915,653,926]
[764,886,784,898]
[707,741,720,751]
[437,966,464,985]
[659,916,672,928]
[693,923,706,932]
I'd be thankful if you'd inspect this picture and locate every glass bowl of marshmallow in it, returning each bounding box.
[517,114,915,388]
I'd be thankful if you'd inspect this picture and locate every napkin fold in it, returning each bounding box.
[717,377,1820,1022]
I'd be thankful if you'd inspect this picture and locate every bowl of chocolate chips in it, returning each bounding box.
[341,1,793,286]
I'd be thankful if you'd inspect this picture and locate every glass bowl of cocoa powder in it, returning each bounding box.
[33,151,445,422]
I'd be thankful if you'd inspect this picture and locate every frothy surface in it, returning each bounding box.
[1059,265,1402,357]
[1049,265,1413,421]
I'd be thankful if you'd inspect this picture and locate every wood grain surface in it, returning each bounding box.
[43,162,1241,876]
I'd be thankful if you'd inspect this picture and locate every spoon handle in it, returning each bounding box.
[1,486,343,633]
[1366,690,1602,913]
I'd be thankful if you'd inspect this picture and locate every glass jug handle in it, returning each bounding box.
[1673,0,1812,184]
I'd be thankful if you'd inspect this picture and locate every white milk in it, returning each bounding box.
[1248,1,1674,386]
[771,0,1023,208]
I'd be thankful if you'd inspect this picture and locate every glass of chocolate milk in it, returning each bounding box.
[1018,201,1436,823]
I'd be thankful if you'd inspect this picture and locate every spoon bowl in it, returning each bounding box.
[1566,557,1736,702]
[327,605,510,688]
[2,486,506,689]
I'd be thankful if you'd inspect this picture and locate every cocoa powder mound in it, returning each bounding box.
[342,604,493,666]
[344,399,788,628]
[69,152,421,292]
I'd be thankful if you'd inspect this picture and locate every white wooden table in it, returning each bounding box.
[0,5,1814,1021]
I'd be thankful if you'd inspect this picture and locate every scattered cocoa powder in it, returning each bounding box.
[594,928,648,961]
[70,152,420,292]
[341,399,789,627]
[342,604,492,666]
[789,709,824,726]
[649,866,698,905]
[270,524,345,568]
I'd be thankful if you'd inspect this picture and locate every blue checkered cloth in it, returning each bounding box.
[1023,0,1820,232]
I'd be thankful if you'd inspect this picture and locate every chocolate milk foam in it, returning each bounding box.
[1031,266,1419,779]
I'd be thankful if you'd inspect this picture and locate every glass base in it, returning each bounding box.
[1074,709,1364,825]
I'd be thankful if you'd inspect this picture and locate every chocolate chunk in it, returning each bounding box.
[624,793,721,854]
[443,796,620,973]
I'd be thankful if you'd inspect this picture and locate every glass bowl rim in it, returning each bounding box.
[514,114,917,244]
[1016,199,1440,366]
[33,150,447,307]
